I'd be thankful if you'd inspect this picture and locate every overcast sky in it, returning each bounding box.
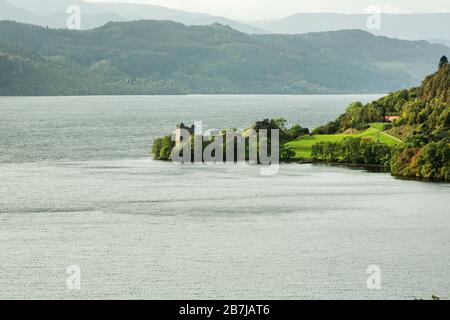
[89,0,450,20]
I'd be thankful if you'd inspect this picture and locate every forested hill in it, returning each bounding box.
[422,63,450,103]
[313,59,449,181]
[0,20,448,96]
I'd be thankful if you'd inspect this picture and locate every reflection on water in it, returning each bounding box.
[313,163,391,174]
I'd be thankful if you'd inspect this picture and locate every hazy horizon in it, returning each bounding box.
[85,0,450,20]
[4,0,449,21]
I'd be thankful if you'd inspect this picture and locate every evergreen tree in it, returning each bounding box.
[439,55,449,69]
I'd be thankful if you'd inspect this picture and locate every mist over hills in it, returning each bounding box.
[252,13,450,45]
[2,1,450,46]
[0,0,35,21]
[0,0,123,29]
[1,0,267,33]
[93,2,267,34]
[0,20,447,96]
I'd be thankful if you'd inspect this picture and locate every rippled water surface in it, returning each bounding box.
[0,95,449,299]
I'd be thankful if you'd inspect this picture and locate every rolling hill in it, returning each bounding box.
[2,0,266,33]
[0,20,448,96]
[2,1,450,46]
[252,13,450,46]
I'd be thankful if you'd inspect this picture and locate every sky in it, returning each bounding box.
[88,0,450,20]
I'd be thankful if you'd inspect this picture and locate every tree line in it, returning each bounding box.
[311,138,392,166]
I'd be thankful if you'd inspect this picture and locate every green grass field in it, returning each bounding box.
[286,127,401,159]
[370,123,387,131]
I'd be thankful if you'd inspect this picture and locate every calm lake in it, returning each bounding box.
[0,95,449,299]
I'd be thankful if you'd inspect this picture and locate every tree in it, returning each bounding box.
[159,136,174,160]
[439,55,448,69]
[404,134,429,148]
[287,125,309,140]
[280,146,296,161]
[151,138,163,160]
[273,118,287,131]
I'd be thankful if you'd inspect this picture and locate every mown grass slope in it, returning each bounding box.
[286,127,400,159]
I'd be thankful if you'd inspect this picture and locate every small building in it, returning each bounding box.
[385,116,400,122]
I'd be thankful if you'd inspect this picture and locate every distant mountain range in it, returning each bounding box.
[0,20,448,95]
[252,13,450,44]
[1,1,450,46]
[0,0,266,33]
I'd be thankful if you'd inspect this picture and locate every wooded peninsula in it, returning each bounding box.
[152,57,450,182]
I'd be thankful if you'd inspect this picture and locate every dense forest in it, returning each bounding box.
[0,20,447,95]
[312,59,450,181]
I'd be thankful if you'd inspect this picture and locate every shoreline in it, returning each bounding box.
[0,93,386,98]
[153,158,449,183]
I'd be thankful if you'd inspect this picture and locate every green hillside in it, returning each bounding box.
[422,58,450,103]
[310,61,450,181]
[287,127,400,158]
[0,20,447,95]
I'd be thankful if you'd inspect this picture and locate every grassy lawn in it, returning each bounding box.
[370,123,387,131]
[286,127,400,159]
